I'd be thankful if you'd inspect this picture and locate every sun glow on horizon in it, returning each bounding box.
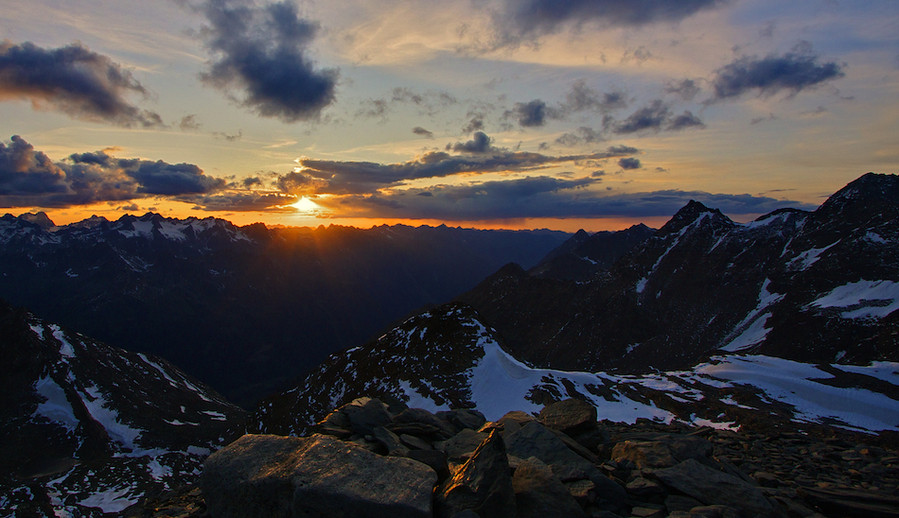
[291,196,322,214]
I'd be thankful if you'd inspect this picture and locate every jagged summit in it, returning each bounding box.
[657,200,733,236]
[16,211,55,229]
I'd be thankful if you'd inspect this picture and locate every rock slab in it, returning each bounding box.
[202,434,437,518]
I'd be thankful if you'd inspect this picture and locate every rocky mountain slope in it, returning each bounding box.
[459,172,899,373]
[0,213,567,405]
[251,303,899,439]
[0,300,244,517]
[529,223,656,281]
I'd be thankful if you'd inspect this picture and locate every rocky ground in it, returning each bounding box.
[129,398,899,518]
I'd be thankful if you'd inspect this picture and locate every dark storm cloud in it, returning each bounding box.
[0,41,163,127]
[710,47,845,101]
[618,157,641,170]
[412,126,434,138]
[0,135,225,208]
[286,138,639,195]
[611,100,705,134]
[491,0,724,48]
[197,0,338,122]
[317,182,813,221]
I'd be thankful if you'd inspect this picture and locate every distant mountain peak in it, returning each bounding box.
[658,200,732,236]
[17,211,56,229]
[818,172,899,218]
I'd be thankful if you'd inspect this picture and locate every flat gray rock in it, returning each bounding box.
[202,434,437,518]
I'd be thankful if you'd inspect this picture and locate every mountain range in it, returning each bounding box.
[0,214,568,406]
[1,172,897,517]
[254,173,899,437]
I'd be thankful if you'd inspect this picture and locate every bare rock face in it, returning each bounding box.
[650,458,774,518]
[202,434,437,518]
[437,430,516,518]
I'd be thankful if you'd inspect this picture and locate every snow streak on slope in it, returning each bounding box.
[810,279,899,319]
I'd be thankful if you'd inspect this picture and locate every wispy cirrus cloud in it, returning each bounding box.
[0,41,163,127]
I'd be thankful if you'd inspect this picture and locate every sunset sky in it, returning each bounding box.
[1,0,897,231]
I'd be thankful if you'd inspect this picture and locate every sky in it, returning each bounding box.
[1,0,897,231]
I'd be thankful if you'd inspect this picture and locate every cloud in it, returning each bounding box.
[491,0,724,48]
[286,135,639,196]
[0,135,225,208]
[412,126,434,138]
[179,114,202,131]
[0,41,163,127]
[197,0,338,122]
[613,100,672,134]
[511,99,549,127]
[664,79,701,101]
[710,46,844,101]
[611,100,705,134]
[0,135,68,195]
[561,80,628,113]
[555,127,604,147]
[463,117,484,134]
[315,181,814,221]
[666,111,705,131]
[618,157,641,170]
[448,131,494,153]
[189,191,298,212]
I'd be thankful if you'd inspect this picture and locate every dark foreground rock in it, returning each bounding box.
[145,397,899,518]
[202,433,436,518]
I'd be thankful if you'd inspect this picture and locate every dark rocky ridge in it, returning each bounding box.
[459,172,899,374]
[140,398,899,518]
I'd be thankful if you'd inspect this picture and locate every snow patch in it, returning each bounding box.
[78,385,145,451]
[810,279,899,319]
[689,355,899,431]
[33,375,79,432]
[78,485,139,513]
[789,240,839,270]
[49,325,76,359]
[721,279,784,351]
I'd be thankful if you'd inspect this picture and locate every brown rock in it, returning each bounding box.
[538,399,597,435]
[437,429,516,518]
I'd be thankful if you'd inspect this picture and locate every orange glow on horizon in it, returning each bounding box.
[5,200,769,234]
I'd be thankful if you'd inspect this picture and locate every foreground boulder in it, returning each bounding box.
[201,434,437,518]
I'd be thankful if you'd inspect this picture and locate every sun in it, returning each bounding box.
[291,196,320,213]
